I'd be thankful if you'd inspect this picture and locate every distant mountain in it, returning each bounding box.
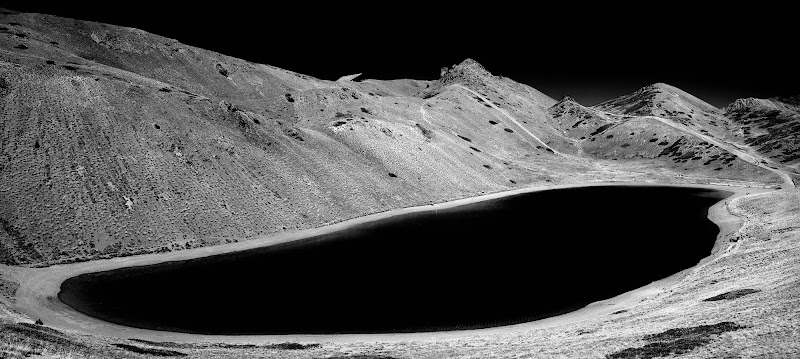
[547,89,767,177]
[724,96,800,166]
[0,10,786,265]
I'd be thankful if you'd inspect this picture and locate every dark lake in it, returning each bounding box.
[59,185,731,335]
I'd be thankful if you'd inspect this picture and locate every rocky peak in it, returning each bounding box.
[439,58,491,82]
[551,96,582,110]
[726,97,764,112]
[644,82,678,92]
[555,95,578,105]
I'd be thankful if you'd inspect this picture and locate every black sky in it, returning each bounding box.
[7,3,797,108]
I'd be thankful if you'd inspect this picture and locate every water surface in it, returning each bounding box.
[59,186,731,334]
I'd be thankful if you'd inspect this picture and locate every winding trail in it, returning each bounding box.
[451,84,563,156]
[418,103,434,126]
[643,115,795,189]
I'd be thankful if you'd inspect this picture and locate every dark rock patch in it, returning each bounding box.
[703,289,760,301]
[416,124,433,139]
[590,124,614,136]
[215,63,229,77]
[264,342,320,350]
[606,322,746,359]
[504,128,514,133]
[320,355,400,359]
[284,128,304,141]
[387,172,397,178]
[112,343,186,357]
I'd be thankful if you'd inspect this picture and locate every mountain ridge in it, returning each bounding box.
[0,10,790,266]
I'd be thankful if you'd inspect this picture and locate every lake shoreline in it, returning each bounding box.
[5,181,773,343]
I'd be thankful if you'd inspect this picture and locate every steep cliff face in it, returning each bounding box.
[0,11,784,265]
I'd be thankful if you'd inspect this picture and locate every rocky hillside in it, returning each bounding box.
[548,93,773,178]
[724,96,800,167]
[0,9,785,265]
[593,83,799,178]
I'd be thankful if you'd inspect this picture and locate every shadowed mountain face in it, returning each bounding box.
[0,10,787,265]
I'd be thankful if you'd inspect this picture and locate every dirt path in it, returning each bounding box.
[418,103,434,126]
[643,115,795,189]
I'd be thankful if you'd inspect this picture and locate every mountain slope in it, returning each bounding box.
[0,12,587,265]
[0,10,784,266]
[724,96,800,168]
[547,94,774,179]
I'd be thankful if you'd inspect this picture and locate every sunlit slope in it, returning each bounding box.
[725,96,800,167]
[0,10,785,265]
[548,94,777,182]
[0,13,580,265]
